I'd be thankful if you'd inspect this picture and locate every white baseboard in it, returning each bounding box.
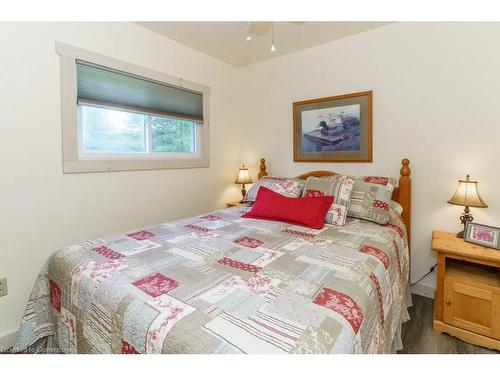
[411,282,436,299]
[0,329,18,351]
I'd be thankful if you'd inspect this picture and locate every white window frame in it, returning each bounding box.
[56,41,210,173]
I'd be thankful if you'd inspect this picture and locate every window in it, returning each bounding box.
[56,42,210,173]
[78,104,197,157]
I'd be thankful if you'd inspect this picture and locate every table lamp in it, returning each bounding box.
[447,175,488,238]
[235,164,253,202]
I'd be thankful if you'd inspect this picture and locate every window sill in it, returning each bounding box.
[63,158,209,173]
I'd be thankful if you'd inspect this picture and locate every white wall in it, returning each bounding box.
[0,22,243,339]
[239,22,500,295]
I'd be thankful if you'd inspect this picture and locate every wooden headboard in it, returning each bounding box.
[257,158,412,247]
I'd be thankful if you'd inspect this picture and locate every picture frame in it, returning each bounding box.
[293,91,372,163]
[464,222,500,250]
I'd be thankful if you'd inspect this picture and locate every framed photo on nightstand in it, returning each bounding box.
[464,222,500,249]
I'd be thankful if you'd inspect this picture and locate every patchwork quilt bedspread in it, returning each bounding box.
[16,205,409,354]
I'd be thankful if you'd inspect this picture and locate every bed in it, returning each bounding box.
[16,159,412,354]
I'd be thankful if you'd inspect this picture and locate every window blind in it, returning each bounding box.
[76,60,204,121]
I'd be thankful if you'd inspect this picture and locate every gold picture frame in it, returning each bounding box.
[293,91,373,163]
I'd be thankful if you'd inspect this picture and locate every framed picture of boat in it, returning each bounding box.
[293,91,372,162]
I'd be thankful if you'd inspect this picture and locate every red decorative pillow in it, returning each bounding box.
[241,187,334,229]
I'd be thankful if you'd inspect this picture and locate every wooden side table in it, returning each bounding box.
[226,201,252,208]
[432,231,500,350]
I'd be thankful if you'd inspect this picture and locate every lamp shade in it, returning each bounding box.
[447,175,488,208]
[235,165,252,184]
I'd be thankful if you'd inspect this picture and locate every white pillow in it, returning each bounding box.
[390,200,404,216]
[243,176,305,202]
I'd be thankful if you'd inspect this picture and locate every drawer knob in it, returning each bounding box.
[445,301,451,306]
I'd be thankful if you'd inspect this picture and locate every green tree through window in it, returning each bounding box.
[151,116,195,153]
[81,105,145,153]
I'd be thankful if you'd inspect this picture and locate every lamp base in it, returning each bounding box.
[457,206,473,238]
[240,184,247,204]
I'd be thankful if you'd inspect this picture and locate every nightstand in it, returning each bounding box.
[432,231,500,350]
[227,201,252,208]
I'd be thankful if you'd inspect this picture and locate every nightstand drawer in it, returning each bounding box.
[443,276,500,339]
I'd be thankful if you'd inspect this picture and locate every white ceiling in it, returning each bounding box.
[136,22,392,67]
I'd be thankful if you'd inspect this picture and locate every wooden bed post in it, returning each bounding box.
[399,159,411,249]
[258,158,268,179]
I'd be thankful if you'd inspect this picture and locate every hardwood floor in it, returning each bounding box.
[399,294,498,354]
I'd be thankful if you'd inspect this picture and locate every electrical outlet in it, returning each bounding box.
[0,278,7,297]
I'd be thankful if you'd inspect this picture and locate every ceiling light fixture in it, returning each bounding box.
[270,23,276,52]
[246,22,252,42]
[244,22,282,52]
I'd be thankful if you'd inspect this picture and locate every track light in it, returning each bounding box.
[271,23,276,52]
[246,22,252,42]
[244,22,277,51]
